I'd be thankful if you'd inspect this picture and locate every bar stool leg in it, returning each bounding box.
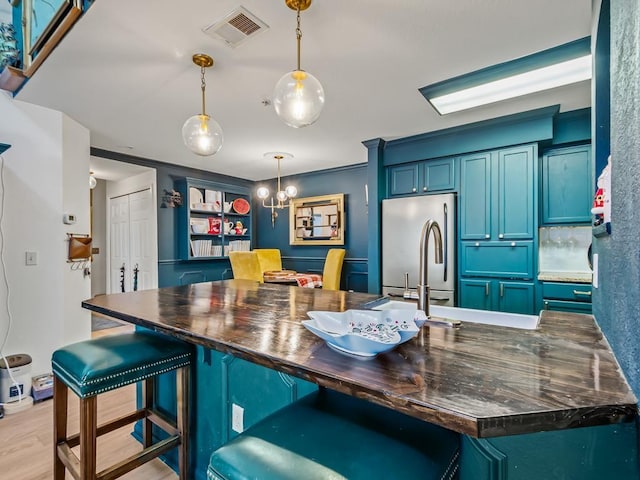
[80,396,98,480]
[177,365,190,480]
[53,376,68,480]
[142,377,154,448]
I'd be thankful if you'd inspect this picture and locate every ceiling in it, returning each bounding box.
[16,0,592,181]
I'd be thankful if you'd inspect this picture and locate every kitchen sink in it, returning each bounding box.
[370,299,539,330]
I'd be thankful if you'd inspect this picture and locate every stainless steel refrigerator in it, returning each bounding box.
[382,194,456,305]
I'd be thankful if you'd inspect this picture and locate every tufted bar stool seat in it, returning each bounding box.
[52,330,193,480]
[208,389,459,480]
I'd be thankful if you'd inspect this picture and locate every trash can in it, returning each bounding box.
[0,354,32,403]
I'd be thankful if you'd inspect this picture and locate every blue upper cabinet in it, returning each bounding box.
[541,145,593,224]
[497,145,536,239]
[388,157,455,196]
[389,163,419,195]
[461,145,536,241]
[460,152,492,240]
[420,157,456,193]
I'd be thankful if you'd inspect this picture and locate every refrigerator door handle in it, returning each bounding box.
[443,203,448,283]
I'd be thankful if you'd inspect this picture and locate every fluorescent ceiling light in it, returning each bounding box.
[420,37,592,115]
[430,55,592,114]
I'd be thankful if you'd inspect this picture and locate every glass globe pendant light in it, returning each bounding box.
[182,53,223,156]
[273,0,325,128]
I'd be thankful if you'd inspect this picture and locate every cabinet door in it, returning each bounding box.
[542,299,592,314]
[541,145,593,224]
[460,241,533,279]
[498,281,535,315]
[389,163,419,196]
[459,279,492,311]
[460,152,492,240]
[420,158,455,193]
[497,145,535,240]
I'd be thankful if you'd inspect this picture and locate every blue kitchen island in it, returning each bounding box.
[83,280,639,479]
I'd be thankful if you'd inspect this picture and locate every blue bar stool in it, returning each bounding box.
[52,331,193,480]
[208,389,460,480]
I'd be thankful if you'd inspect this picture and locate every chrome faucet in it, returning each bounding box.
[417,219,443,318]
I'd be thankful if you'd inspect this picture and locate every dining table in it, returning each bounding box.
[262,270,323,288]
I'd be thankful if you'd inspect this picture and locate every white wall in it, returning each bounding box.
[90,179,107,297]
[0,91,91,376]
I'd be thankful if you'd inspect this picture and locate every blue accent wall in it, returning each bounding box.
[591,0,640,399]
[254,163,369,292]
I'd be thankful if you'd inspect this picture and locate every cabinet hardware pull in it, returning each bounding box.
[511,242,516,247]
[475,242,480,247]
[485,282,489,296]
[500,283,504,297]
[412,187,417,192]
[498,233,504,239]
[423,186,427,192]
[544,301,549,310]
[573,290,592,296]
[485,234,490,239]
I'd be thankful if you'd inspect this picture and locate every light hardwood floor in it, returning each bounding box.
[0,325,178,479]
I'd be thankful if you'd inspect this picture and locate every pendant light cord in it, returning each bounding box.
[200,65,207,117]
[296,4,302,71]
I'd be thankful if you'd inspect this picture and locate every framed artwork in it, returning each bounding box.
[22,0,82,76]
[289,193,345,246]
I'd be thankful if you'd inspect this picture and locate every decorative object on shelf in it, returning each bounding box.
[88,171,96,189]
[232,197,250,214]
[257,152,298,227]
[272,0,324,128]
[182,53,223,156]
[161,189,182,208]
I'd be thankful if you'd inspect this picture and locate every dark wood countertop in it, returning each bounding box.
[82,280,637,438]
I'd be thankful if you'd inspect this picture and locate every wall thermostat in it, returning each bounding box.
[63,213,76,225]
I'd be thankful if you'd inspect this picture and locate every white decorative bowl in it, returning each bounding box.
[303,309,419,357]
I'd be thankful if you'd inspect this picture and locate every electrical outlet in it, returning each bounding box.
[231,403,244,433]
[25,251,38,266]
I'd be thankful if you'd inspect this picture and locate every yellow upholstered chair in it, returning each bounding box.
[229,251,264,282]
[254,249,283,273]
[322,249,346,291]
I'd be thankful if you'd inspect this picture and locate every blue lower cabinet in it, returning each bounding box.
[460,422,639,479]
[460,279,535,315]
[498,281,535,314]
[459,279,493,311]
[540,281,592,314]
[154,346,318,479]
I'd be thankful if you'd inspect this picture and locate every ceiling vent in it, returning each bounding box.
[202,6,269,48]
